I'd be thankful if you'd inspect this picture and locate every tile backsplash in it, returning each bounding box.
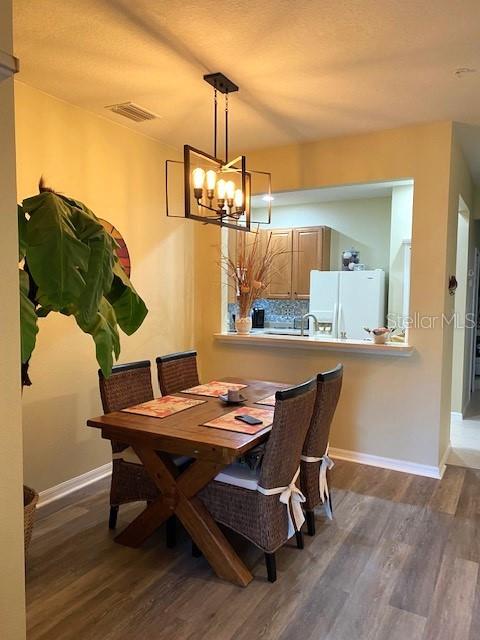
[228,298,309,328]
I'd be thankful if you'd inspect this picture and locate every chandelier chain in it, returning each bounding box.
[225,92,229,163]
[213,88,217,159]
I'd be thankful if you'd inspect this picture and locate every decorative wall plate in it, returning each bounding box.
[98,218,131,277]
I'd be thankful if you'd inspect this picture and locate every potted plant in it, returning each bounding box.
[221,230,288,334]
[19,180,148,555]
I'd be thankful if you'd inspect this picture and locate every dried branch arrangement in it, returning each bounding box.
[220,230,291,317]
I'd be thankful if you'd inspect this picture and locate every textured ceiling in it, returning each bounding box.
[13,0,480,155]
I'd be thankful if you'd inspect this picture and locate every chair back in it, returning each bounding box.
[98,361,154,453]
[259,378,317,490]
[303,364,343,458]
[156,350,199,395]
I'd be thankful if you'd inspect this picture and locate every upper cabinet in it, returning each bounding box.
[292,227,331,299]
[227,228,238,304]
[265,229,294,299]
[229,225,331,302]
[264,226,331,300]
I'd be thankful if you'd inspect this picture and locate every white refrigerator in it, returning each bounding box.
[309,270,385,340]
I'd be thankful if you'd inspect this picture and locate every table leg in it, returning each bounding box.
[175,494,253,587]
[115,499,172,547]
[115,445,253,587]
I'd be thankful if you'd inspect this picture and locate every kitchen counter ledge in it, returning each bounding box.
[214,332,415,357]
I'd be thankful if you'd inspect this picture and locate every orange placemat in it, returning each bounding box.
[182,381,248,398]
[255,394,277,407]
[202,407,274,434]
[121,396,206,418]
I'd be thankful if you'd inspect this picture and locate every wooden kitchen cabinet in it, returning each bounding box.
[292,227,331,299]
[229,225,330,301]
[264,229,293,299]
[227,229,238,304]
[227,229,249,304]
[263,226,330,300]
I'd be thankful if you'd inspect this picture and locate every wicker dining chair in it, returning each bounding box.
[300,364,343,536]
[98,360,175,546]
[98,360,157,530]
[199,378,317,583]
[156,350,199,396]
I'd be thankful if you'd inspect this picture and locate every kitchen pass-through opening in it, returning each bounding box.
[221,179,414,343]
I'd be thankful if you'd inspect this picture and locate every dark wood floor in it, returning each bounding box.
[26,461,480,640]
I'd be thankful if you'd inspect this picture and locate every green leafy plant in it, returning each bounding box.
[19,183,148,384]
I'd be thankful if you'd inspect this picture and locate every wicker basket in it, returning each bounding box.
[24,485,38,556]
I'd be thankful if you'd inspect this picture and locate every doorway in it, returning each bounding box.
[449,200,480,469]
[451,202,470,415]
[469,247,480,401]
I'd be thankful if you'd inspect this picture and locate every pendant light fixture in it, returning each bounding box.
[166,72,272,232]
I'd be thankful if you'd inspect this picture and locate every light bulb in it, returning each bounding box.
[225,180,235,200]
[217,179,227,200]
[192,167,205,189]
[234,188,243,208]
[206,170,217,191]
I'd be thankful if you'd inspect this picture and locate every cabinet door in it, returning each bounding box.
[264,229,293,299]
[292,227,331,299]
[227,229,238,304]
[228,229,247,303]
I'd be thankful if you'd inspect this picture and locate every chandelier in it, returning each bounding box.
[166,72,272,232]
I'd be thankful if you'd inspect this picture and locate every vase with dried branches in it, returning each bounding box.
[221,230,289,334]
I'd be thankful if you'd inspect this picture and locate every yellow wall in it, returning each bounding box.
[195,122,468,469]
[0,2,26,638]
[15,82,195,492]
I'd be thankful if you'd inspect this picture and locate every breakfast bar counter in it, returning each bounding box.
[214,332,414,357]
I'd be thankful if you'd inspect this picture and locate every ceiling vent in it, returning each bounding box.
[105,102,159,122]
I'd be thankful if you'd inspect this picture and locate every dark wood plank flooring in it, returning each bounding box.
[26,461,480,639]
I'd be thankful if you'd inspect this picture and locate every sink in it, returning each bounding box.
[264,329,305,336]
[263,328,337,338]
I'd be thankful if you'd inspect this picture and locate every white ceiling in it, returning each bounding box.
[13,0,480,158]
[251,180,413,208]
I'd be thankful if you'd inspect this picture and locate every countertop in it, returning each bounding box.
[215,331,414,357]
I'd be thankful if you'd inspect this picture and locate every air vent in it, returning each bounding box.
[105,102,159,122]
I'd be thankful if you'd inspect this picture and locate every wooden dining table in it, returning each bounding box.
[87,377,286,587]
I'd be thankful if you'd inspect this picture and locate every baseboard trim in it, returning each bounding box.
[329,447,445,479]
[37,462,112,508]
[439,443,451,478]
[451,411,463,421]
[36,444,448,506]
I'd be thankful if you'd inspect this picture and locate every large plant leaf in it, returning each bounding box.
[23,192,90,310]
[106,260,148,335]
[18,205,28,261]
[75,228,116,325]
[75,297,120,377]
[19,269,38,363]
[20,189,148,378]
[64,197,116,323]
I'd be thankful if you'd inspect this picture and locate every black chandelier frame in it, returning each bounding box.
[165,72,272,232]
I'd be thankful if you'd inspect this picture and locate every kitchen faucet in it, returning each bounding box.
[301,313,319,336]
